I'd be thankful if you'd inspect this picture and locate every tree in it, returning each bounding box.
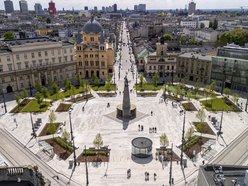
[15,94,21,106]
[218,28,248,46]
[35,92,44,104]
[152,73,159,87]
[20,89,28,99]
[209,21,213,28]
[213,19,218,30]
[4,31,15,40]
[35,81,42,93]
[160,133,169,147]
[185,127,194,141]
[196,108,206,123]
[106,75,111,91]
[93,133,103,156]
[139,73,145,89]
[41,87,49,98]
[163,34,172,41]
[64,79,72,91]
[231,93,239,104]
[50,81,59,95]
[46,18,51,24]
[62,130,70,142]
[200,23,205,29]
[76,74,80,86]
[48,111,57,124]
[92,73,99,86]
[223,88,232,97]
[195,79,201,94]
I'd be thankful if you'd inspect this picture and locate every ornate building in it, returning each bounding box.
[75,17,115,81]
[0,37,76,93]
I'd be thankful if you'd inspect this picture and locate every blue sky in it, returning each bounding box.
[1,0,248,10]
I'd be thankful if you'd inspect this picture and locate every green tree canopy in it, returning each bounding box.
[93,133,103,150]
[4,31,15,40]
[196,108,206,123]
[200,23,205,29]
[50,81,59,95]
[64,79,72,91]
[163,34,172,41]
[92,73,99,86]
[160,133,169,147]
[48,111,57,124]
[185,127,194,141]
[152,73,159,87]
[218,28,248,46]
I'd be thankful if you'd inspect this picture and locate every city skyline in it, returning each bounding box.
[1,0,248,11]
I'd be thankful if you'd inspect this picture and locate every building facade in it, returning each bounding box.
[177,52,212,84]
[48,0,56,15]
[0,38,76,93]
[188,1,196,15]
[75,18,114,81]
[211,44,248,92]
[19,0,28,14]
[34,3,43,15]
[4,0,14,14]
[145,42,177,82]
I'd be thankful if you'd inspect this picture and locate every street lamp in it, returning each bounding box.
[217,111,224,136]
[169,143,173,186]
[180,111,186,167]
[84,145,89,185]
[113,72,115,84]
[69,109,77,167]
[30,112,36,137]
[0,88,7,114]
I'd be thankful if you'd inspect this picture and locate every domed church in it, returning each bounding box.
[75,17,114,81]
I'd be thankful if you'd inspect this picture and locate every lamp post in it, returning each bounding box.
[0,88,7,114]
[85,145,89,185]
[180,111,186,167]
[69,109,77,167]
[163,84,166,101]
[217,111,224,136]
[169,143,173,186]
[30,112,36,137]
[29,81,33,97]
[113,72,115,84]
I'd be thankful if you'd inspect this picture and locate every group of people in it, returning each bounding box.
[149,127,157,133]
[145,172,157,181]
[138,124,144,131]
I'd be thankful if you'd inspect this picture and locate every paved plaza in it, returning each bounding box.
[0,21,248,186]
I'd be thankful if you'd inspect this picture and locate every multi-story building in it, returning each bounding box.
[19,0,28,14]
[188,1,196,15]
[211,44,248,92]
[113,4,117,12]
[177,52,212,84]
[0,37,76,93]
[145,42,177,82]
[48,0,56,15]
[75,18,115,81]
[34,3,43,15]
[4,0,14,14]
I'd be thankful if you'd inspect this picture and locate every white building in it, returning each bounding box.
[188,1,196,15]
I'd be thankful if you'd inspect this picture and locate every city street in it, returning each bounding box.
[0,21,248,186]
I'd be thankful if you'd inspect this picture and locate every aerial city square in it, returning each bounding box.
[1,0,248,186]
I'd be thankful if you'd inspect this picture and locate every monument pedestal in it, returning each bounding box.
[116,104,136,120]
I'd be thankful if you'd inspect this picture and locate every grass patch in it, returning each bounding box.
[201,98,241,112]
[48,87,86,101]
[167,85,215,100]
[137,92,158,97]
[21,100,49,112]
[193,122,215,135]
[166,94,185,102]
[10,99,32,113]
[55,103,71,112]
[39,123,60,136]
[136,84,162,91]
[91,84,117,91]
[182,102,197,111]
[97,92,117,97]
[68,94,94,103]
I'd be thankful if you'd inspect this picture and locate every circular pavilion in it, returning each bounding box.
[131,137,153,158]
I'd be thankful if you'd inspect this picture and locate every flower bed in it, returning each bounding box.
[182,102,198,111]
[10,99,32,113]
[77,149,110,162]
[39,123,61,136]
[55,103,71,112]
[137,92,158,97]
[68,94,94,103]
[193,122,215,135]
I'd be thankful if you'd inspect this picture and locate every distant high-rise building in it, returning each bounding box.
[34,3,43,15]
[136,4,146,12]
[102,6,105,12]
[84,6,88,10]
[188,1,196,15]
[134,5,137,11]
[48,0,56,15]
[113,4,117,12]
[94,6,97,11]
[19,0,28,14]
[4,0,14,14]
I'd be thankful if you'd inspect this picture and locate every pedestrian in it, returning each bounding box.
[155,127,157,133]
[154,173,157,181]
[141,125,143,131]
[202,160,205,165]
[138,124,140,131]
[82,106,84,112]
[147,172,149,181]
[151,111,153,116]
[145,172,147,181]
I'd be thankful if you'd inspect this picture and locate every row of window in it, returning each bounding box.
[78,54,105,58]
[1,55,73,72]
[148,65,175,70]
[0,48,73,63]
[78,61,105,67]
